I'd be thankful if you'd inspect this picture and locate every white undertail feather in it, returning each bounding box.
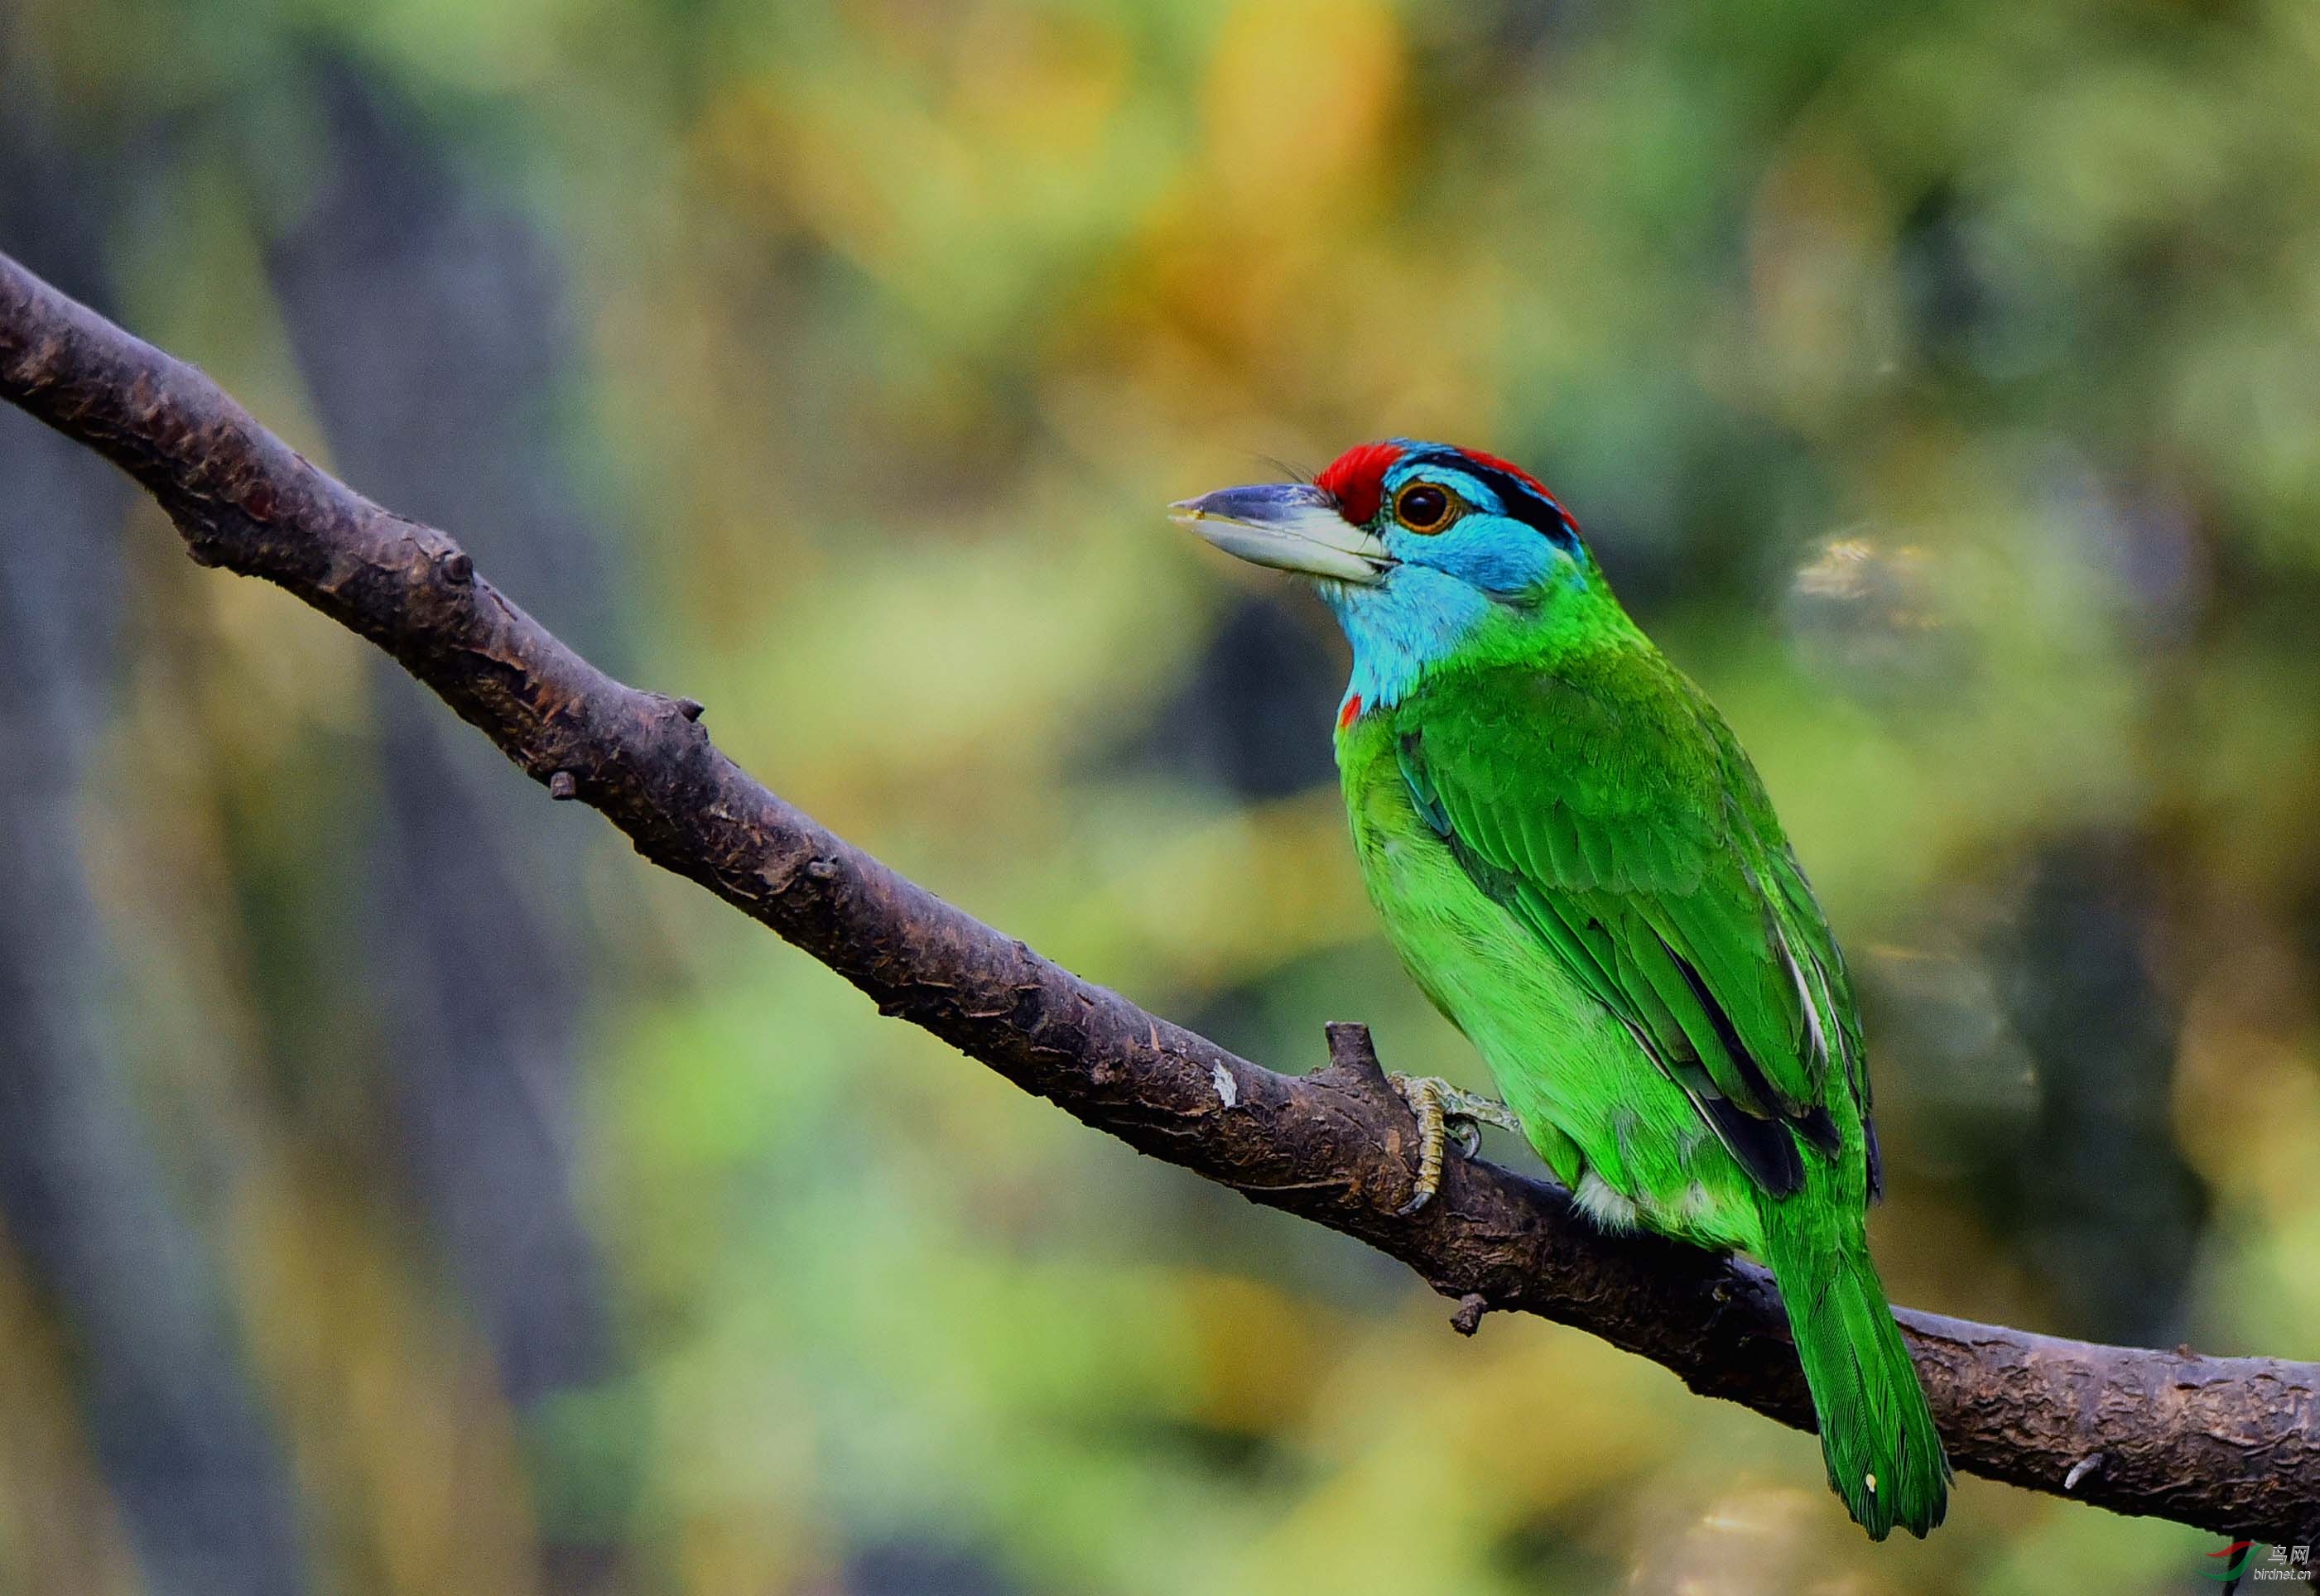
[1574,1171,1641,1230]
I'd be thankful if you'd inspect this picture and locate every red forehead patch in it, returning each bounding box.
[1314,441,1404,524]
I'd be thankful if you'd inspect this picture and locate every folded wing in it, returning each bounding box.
[1396,664,1871,1199]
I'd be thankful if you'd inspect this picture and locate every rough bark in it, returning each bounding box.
[2,247,2313,1546]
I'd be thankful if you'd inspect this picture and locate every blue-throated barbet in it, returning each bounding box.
[1172,440,1950,1540]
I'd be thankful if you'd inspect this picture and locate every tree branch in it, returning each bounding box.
[2,247,2313,1544]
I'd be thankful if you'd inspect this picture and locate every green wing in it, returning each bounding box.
[1396,660,1870,1199]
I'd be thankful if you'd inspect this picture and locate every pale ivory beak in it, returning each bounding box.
[1169,483,1390,584]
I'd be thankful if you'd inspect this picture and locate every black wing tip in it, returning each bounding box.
[1701,1094,1804,1195]
[1795,1103,1844,1160]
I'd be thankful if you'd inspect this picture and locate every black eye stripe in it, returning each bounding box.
[1403,453,1579,550]
[1464,467,1576,546]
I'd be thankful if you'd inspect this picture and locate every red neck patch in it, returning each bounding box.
[1337,693,1364,731]
[1315,441,1404,525]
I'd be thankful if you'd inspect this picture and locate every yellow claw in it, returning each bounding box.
[1389,1075,1521,1215]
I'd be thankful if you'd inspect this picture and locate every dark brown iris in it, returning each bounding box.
[1393,482,1455,532]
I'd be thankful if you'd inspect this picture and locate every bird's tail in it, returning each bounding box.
[1759,1186,1950,1539]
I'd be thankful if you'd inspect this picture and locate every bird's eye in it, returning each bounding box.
[1393,483,1455,532]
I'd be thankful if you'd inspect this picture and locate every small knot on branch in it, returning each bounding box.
[1323,1022,1386,1088]
[1451,1294,1490,1337]
[437,548,474,585]
[2063,1454,2102,1492]
[547,770,579,800]
[674,696,705,722]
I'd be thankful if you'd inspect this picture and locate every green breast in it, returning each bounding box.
[1333,708,1604,1058]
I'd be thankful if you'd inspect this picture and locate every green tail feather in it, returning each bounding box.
[1759,1198,1951,1540]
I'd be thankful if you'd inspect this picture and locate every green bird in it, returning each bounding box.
[1172,440,1949,1539]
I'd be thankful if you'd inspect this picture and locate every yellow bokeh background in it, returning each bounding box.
[2,0,2317,1590]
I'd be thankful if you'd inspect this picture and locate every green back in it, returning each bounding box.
[1384,615,1875,1200]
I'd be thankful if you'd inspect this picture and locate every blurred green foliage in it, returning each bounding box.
[4,0,2319,1590]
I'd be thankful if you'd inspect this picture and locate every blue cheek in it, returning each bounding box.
[1393,517,1561,596]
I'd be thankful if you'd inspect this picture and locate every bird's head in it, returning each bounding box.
[1171,439,1590,599]
[1172,440,1607,712]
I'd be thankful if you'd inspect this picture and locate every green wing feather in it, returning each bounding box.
[1394,656,1864,1196]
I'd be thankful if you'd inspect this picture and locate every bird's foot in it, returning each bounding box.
[1388,1074,1523,1215]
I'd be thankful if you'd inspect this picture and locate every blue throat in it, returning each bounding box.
[1323,566,1495,715]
